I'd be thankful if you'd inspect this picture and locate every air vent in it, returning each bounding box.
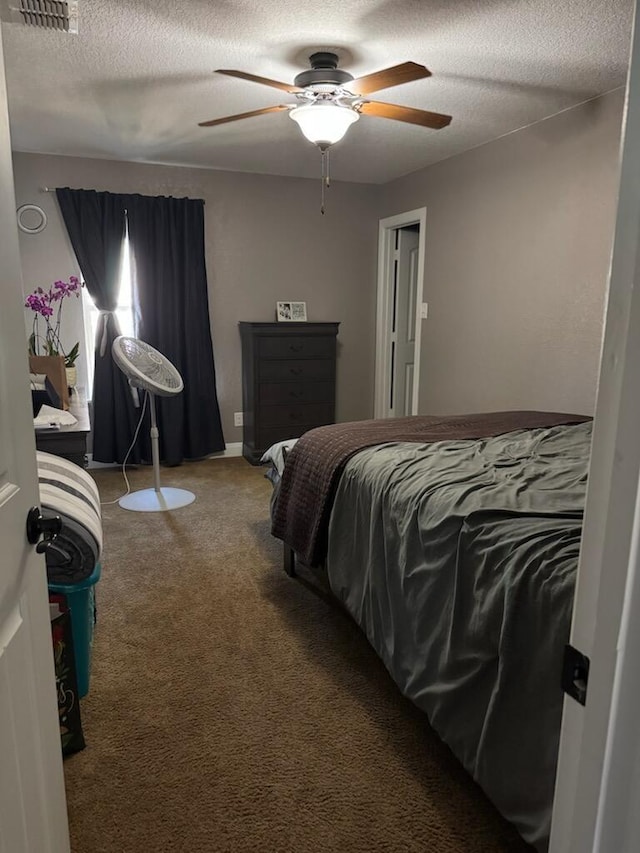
[1,0,78,33]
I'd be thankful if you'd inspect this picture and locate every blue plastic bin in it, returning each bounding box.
[48,563,101,698]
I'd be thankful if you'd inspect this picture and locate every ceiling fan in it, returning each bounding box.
[198,52,452,147]
[198,52,451,212]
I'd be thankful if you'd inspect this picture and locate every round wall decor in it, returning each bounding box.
[17,203,47,234]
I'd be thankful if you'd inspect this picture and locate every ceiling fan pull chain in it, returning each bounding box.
[326,147,331,188]
[319,145,332,215]
[320,147,326,215]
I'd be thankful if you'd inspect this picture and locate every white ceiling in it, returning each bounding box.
[1,0,634,184]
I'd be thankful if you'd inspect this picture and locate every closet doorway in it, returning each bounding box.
[374,207,427,418]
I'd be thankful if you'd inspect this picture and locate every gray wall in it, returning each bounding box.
[379,89,625,416]
[12,153,379,443]
[14,88,625,443]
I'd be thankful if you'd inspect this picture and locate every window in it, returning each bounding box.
[82,230,135,395]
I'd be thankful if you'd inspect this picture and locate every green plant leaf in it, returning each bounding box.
[64,342,79,367]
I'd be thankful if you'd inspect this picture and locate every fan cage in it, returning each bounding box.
[112,337,183,397]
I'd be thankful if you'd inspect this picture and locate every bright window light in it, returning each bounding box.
[83,230,135,397]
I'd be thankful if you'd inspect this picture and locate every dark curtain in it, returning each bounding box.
[124,194,225,465]
[55,188,141,463]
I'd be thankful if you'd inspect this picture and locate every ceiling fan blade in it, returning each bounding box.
[348,62,431,96]
[198,105,289,127]
[216,69,303,93]
[359,100,451,129]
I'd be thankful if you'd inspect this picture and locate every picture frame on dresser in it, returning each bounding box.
[276,301,307,322]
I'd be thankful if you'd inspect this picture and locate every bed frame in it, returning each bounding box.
[283,545,296,578]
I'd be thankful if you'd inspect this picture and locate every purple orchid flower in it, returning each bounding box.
[25,276,84,362]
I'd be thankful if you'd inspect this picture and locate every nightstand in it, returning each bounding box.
[35,392,91,468]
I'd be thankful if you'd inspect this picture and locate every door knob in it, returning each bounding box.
[26,507,71,565]
[26,506,62,544]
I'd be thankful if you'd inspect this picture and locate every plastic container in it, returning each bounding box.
[48,563,101,698]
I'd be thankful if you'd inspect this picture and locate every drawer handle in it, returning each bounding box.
[289,344,303,353]
[289,367,302,376]
[289,391,303,399]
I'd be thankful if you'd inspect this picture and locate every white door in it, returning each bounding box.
[374,208,427,419]
[391,228,420,417]
[0,29,70,853]
[549,2,640,850]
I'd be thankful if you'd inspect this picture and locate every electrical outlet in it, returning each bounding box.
[234,412,243,427]
[420,302,429,319]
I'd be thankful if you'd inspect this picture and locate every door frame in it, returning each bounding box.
[374,207,427,418]
[550,2,640,849]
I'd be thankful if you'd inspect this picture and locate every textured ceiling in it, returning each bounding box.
[1,0,634,184]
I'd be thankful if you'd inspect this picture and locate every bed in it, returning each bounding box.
[266,411,592,853]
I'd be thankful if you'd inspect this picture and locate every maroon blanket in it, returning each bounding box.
[271,411,591,567]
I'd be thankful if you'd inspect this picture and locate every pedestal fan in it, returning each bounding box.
[112,336,195,512]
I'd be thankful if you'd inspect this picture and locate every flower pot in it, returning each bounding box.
[29,355,69,410]
[65,366,77,390]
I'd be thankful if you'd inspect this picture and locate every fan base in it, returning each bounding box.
[119,487,196,512]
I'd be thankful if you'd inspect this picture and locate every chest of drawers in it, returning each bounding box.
[239,321,339,464]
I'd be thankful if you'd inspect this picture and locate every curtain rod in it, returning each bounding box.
[39,186,204,204]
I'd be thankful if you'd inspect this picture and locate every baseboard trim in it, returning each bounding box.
[87,455,118,470]
[206,442,243,459]
[87,442,244,469]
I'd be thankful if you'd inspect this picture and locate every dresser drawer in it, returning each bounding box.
[259,381,334,405]
[260,402,334,428]
[259,335,334,360]
[259,359,334,382]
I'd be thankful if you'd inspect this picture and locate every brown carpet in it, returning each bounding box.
[64,458,532,853]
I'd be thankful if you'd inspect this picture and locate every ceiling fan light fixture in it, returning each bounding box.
[289,103,359,147]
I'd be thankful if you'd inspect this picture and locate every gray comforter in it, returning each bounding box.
[325,422,592,852]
